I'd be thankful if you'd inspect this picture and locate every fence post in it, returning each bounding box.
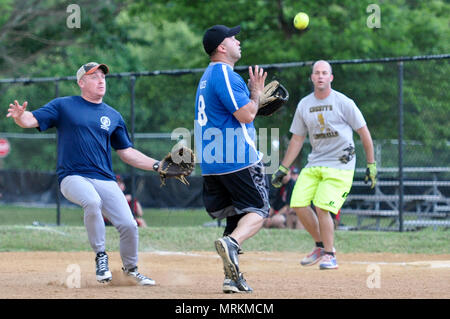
[130,76,136,208]
[55,81,61,226]
[398,62,404,232]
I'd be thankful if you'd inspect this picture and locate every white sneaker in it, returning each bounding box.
[300,247,324,266]
[319,254,339,270]
[95,252,112,283]
[122,267,156,286]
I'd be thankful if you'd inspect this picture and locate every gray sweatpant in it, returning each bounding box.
[60,175,138,269]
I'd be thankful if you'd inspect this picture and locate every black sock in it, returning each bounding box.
[315,242,324,248]
[325,251,335,256]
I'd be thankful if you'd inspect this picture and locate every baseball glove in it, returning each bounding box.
[257,80,289,116]
[159,146,195,186]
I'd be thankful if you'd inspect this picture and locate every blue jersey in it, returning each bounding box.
[32,96,132,183]
[194,62,262,175]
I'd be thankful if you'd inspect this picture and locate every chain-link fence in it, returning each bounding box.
[1,55,449,231]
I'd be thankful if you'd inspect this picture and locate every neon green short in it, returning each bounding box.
[290,166,354,214]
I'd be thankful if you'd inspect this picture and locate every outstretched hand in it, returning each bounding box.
[248,65,267,99]
[7,100,28,119]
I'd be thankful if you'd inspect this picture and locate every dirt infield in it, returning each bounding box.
[0,251,449,299]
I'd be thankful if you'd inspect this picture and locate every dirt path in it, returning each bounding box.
[0,251,449,299]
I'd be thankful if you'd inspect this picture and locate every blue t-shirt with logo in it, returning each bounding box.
[194,62,262,175]
[32,96,132,183]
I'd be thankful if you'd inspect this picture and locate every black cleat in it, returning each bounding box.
[215,236,241,282]
[222,273,253,293]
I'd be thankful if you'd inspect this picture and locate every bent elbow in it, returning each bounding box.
[233,109,256,124]
[240,114,255,124]
[233,101,258,124]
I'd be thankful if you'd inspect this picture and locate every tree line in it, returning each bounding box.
[0,0,448,171]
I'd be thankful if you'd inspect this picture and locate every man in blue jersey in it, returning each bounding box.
[195,25,269,293]
[7,62,162,286]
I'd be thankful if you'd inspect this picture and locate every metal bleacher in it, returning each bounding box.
[340,167,450,231]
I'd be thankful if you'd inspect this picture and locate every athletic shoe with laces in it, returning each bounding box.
[319,254,338,270]
[222,273,253,293]
[215,236,241,282]
[300,247,325,266]
[122,267,156,286]
[95,252,112,283]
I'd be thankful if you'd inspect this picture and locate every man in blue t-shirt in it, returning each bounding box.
[195,25,269,293]
[7,62,161,286]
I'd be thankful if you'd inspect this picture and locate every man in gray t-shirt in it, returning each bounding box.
[290,88,366,170]
[271,60,377,270]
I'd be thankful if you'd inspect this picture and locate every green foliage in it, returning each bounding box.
[129,0,449,61]
[0,0,130,77]
[0,0,448,171]
[120,0,450,153]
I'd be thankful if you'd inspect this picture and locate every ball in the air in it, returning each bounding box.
[293,12,309,30]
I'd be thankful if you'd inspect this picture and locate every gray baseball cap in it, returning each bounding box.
[76,62,109,81]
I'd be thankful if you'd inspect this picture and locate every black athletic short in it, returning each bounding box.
[202,162,270,220]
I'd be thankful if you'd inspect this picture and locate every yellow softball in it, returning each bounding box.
[294,12,309,30]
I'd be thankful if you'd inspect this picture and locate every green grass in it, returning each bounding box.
[0,205,212,227]
[0,225,448,254]
[0,205,84,226]
[0,205,448,254]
